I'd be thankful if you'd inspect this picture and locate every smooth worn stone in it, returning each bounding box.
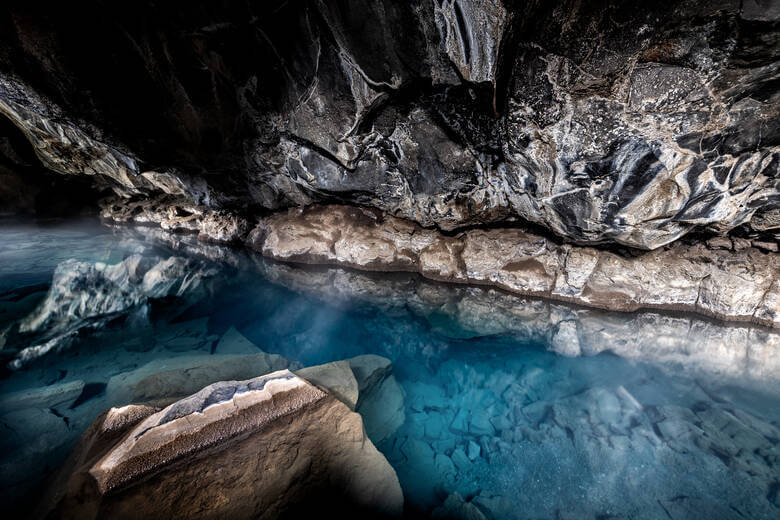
[106,352,299,406]
[358,374,406,445]
[347,354,393,395]
[294,361,359,410]
[214,327,260,355]
[0,379,84,413]
[249,205,780,328]
[41,369,404,519]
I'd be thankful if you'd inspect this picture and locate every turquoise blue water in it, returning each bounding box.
[0,219,778,519]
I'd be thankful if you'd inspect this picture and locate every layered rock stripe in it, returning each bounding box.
[43,366,404,519]
[102,201,779,328]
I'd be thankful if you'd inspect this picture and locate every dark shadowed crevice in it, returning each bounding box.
[0,115,103,217]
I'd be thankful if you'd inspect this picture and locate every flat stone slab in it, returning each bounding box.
[0,379,85,413]
[90,369,324,494]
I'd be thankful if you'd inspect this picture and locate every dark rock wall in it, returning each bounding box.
[0,0,778,248]
[0,115,100,216]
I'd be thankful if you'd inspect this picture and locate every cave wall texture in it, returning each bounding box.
[0,0,778,249]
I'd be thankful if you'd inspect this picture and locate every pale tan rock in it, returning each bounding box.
[100,195,249,244]
[249,205,780,328]
[752,240,778,253]
[42,370,404,519]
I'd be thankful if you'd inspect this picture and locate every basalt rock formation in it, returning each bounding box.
[101,201,780,328]
[1,1,778,250]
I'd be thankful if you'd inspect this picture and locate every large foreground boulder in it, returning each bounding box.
[39,369,403,519]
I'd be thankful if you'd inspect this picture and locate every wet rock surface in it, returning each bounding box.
[1,1,778,248]
[251,205,780,328]
[3,252,218,369]
[98,200,779,327]
[41,369,403,519]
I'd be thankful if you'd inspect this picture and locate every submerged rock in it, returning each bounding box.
[105,352,299,406]
[432,492,487,520]
[295,360,359,410]
[7,254,217,369]
[213,327,260,355]
[0,380,84,414]
[356,370,406,445]
[0,407,72,503]
[41,369,403,519]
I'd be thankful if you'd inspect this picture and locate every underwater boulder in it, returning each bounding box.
[105,352,299,406]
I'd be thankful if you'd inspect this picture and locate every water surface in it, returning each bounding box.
[0,219,778,519]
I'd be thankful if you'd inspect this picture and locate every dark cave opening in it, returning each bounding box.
[0,115,103,217]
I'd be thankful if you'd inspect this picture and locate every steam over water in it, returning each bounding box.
[1,219,778,519]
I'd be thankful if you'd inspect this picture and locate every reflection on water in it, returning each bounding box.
[0,220,778,519]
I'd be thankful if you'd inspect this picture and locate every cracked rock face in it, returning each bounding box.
[41,369,404,519]
[1,1,778,248]
[247,205,780,328]
[99,201,779,326]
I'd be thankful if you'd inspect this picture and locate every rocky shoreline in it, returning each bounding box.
[2,218,778,519]
[101,197,779,329]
